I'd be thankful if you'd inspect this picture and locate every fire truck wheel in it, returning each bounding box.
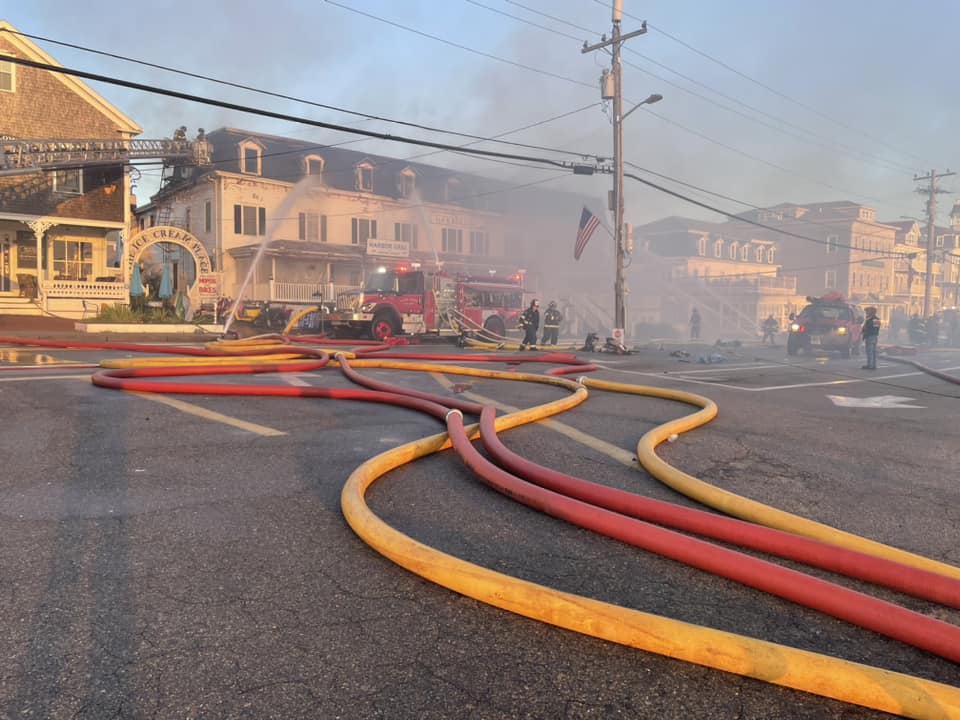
[483,316,505,339]
[371,310,399,340]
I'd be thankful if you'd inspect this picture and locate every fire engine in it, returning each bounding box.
[327,266,525,340]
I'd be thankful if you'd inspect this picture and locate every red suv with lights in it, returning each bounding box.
[787,293,864,358]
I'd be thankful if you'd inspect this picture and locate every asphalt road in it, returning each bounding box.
[1,337,959,719]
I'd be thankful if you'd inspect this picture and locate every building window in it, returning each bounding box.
[767,247,776,264]
[826,235,838,254]
[240,143,261,175]
[394,222,418,248]
[728,242,738,260]
[936,235,945,248]
[441,228,463,253]
[351,218,376,244]
[233,204,266,236]
[398,169,416,198]
[305,155,324,178]
[713,239,723,258]
[740,244,750,261]
[53,169,82,194]
[825,270,837,288]
[299,212,327,242]
[204,201,212,233]
[696,236,706,256]
[52,239,93,280]
[184,207,192,232]
[356,162,374,192]
[755,246,765,263]
[470,230,490,256]
[0,57,14,93]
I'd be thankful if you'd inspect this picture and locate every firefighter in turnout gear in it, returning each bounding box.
[519,299,540,350]
[541,301,562,345]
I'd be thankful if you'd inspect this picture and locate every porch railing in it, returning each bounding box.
[42,279,128,299]
[270,281,358,305]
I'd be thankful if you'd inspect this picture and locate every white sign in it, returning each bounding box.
[366,238,409,257]
[827,395,925,408]
[611,328,625,345]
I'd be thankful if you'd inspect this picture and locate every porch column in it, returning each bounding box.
[26,219,55,303]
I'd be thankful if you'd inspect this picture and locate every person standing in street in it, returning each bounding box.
[690,308,701,341]
[762,314,778,345]
[861,306,881,370]
[541,301,562,345]
[519,299,540,350]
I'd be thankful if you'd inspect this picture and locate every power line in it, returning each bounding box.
[587,0,932,166]
[621,170,911,258]
[473,1,914,175]
[2,54,585,172]
[323,0,596,90]
[624,160,921,252]
[1,27,598,162]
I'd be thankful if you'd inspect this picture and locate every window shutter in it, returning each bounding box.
[258,207,266,236]
[299,213,306,241]
[321,215,327,242]
[233,205,242,234]
[351,218,358,244]
[371,220,377,239]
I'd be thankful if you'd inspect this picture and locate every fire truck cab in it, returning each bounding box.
[328,266,524,340]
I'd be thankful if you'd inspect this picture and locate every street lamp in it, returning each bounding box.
[613,92,662,346]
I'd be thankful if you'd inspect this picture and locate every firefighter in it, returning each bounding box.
[519,299,540,350]
[541,301,563,345]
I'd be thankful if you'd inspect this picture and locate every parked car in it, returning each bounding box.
[787,293,864,358]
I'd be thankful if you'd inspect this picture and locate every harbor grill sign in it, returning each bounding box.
[126,226,215,304]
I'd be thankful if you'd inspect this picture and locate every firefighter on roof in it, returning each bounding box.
[541,301,563,345]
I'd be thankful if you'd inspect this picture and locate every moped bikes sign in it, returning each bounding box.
[126,226,215,305]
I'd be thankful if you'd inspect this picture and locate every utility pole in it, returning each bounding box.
[914,169,955,318]
[582,1,649,348]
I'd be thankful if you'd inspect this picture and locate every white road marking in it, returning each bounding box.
[827,395,925,408]
[279,373,312,387]
[0,374,90,383]
[130,391,287,436]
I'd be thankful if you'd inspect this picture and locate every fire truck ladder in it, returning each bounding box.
[0,137,212,177]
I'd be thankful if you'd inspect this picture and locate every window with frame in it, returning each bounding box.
[0,57,14,92]
[398,170,416,198]
[241,144,262,175]
[713,239,723,258]
[767,247,776,264]
[52,238,93,280]
[204,201,212,233]
[444,178,461,203]
[740,244,750,261]
[351,217,376,244]
[299,212,327,242]
[305,155,324,178]
[825,270,837,288]
[728,242,738,260]
[826,235,838,253]
[233,204,266,236]
[184,208,192,232]
[696,236,706,256]
[53,169,82,194]
[441,228,463,254]
[394,222,418,248]
[469,230,489,256]
[356,162,374,192]
[755,246,765,263]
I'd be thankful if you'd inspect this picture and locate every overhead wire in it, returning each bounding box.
[587,0,934,166]
[0,27,595,162]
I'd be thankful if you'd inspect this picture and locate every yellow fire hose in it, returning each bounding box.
[106,352,960,717]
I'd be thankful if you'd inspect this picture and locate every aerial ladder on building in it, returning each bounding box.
[0,135,212,177]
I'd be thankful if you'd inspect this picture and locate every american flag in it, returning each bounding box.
[574,207,600,260]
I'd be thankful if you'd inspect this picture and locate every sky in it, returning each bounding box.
[5,0,959,229]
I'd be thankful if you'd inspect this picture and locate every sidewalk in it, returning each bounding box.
[0,315,221,343]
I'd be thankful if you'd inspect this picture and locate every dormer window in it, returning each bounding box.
[755,246,765,263]
[356,161,374,192]
[740,244,750,261]
[444,177,461,203]
[728,241,738,260]
[398,168,416,198]
[239,140,264,175]
[713,238,723,258]
[696,236,707,256]
[767,247,776,264]
[304,155,324,178]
